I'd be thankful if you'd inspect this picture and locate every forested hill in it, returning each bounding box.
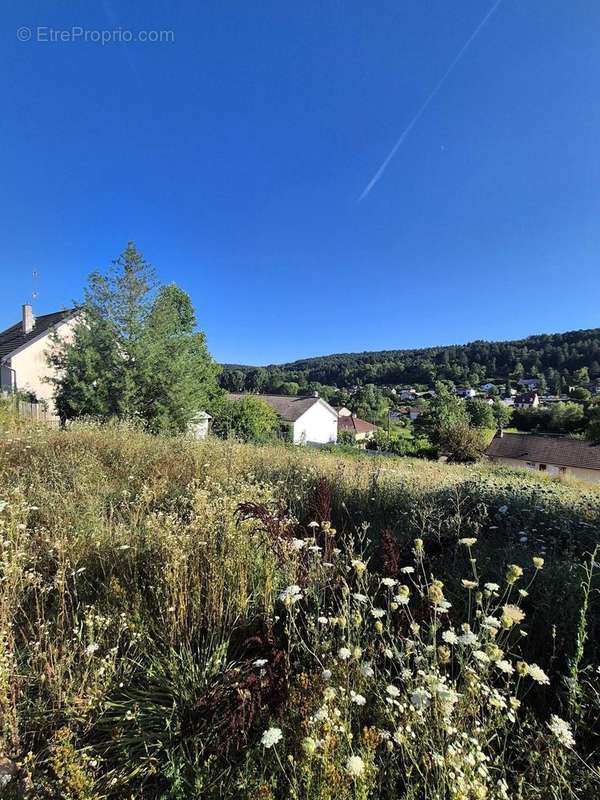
[221,327,600,394]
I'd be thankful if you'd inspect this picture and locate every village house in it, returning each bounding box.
[337,412,377,445]
[485,431,600,484]
[514,391,540,409]
[0,304,77,413]
[228,392,338,445]
[455,387,477,399]
[517,377,539,390]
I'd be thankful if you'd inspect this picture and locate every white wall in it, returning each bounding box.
[7,318,76,412]
[292,401,338,445]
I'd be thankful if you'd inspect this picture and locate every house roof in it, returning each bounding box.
[486,433,600,471]
[228,393,336,423]
[0,309,76,361]
[338,414,377,435]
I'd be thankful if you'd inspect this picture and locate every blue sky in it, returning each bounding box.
[2,1,599,364]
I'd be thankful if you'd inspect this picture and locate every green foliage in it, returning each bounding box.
[48,243,221,432]
[512,402,586,435]
[213,395,280,442]
[465,398,495,429]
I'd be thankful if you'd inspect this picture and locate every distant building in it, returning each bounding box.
[485,431,600,484]
[337,413,377,444]
[398,389,417,401]
[514,391,540,409]
[0,304,77,413]
[228,392,338,445]
[480,383,497,393]
[518,378,540,390]
[455,387,477,399]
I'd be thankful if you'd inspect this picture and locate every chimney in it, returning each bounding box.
[22,303,34,334]
[313,391,319,398]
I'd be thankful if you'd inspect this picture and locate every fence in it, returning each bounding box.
[5,396,60,427]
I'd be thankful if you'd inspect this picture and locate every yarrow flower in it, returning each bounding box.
[350,691,366,706]
[360,662,374,678]
[253,658,268,667]
[278,585,303,606]
[291,538,306,550]
[381,577,397,587]
[547,715,575,748]
[261,727,283,748]
[346,755,365,777]
[370,608,386,619]
[459,537,478,547]
[338,647,352,661]
[400,566,415,574]
[484,582,500,592]
[461,579,478,589]
[442,629,458,645]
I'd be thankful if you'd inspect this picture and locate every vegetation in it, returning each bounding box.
[48,243,221,433]
[1,414,599,798]
[221,327,600,394]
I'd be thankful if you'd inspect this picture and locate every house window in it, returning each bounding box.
[538,464,547,472]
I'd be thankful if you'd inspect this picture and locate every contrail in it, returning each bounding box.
[358,0,503,201]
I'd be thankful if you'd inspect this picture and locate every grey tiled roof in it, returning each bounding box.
[228,393,336,422]
[486,433,600,471]
[0,309,76,360]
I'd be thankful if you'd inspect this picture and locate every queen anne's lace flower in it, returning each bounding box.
[547,715,575,747]
[261,727,283,748]
[346,755,365,777]
[527,663,550,685]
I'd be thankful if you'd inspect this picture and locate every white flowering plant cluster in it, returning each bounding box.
[256,524,598,800]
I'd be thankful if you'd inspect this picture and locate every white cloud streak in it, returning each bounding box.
[358,0,503,201]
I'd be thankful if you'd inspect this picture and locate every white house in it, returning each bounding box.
[455,387,477,399]
[0,304,77,412]
[229,393,338,445]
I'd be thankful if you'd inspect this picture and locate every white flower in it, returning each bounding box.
[338,647,352,661]
[261,727,283,748]
[317,616,329,625]
[322,669,332,680]
[393,593,410,606]
[351,559,367,575]
[459,538,477,546]
[350,691,366,706]
[458,631,478,646]
[85,643,99,656]
[346,755,365,777]
[360,662,374,678]
[381,577,397,587]
[527,664,550,685]
[352,593,368,603]
[253,658,268,667]
[462,579,478,590]
[547,715,575,748]
[495,660,514,675]
[370,608,386,619]
[386,684,401,698]
[278,585,303,606]
[308,521,319,528]
[400,566,415,574]
[442,629,458,645]
[291,538,306,550]
[309,545,322,553]
[484,582,500,592]
[473,650,490,664]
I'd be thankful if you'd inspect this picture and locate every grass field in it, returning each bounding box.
[1,416,599,798]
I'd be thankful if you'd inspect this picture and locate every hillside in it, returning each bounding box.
[1,420,599,798]
[221,327,600,393]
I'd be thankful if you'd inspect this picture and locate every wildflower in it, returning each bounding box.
[317,617,329,625]
[533,556,544,570]
[486,643,503,661]
[352,559,367,576]
[352,646,363,660]
[291,538,306,550]
[374,620,384,634]
[394,585,410,605]
[506,564,524,585]
[261,727,283,748]
[346,755,365,777]
[518,589,529,598]
[502,604,526,628]
[360,662,374,678]
[279,585,303,606]
[322,669,332,680]
[351,691,366,706]
[370,608,386,619]
[400,566,415,574]
[473,650,490,664]
[437,645,451,664]
[352,593,368,603]
[338,647,352,661]
[442,629,458,645]
[459,537,478,546]
[484,582,500,592]
[308,521,319,528]
[413,538,424,556]
[458,630,477,647]
[302,736,317,755]
[516,660,529,676]
[381,577,397,587]
[85,643,99,656]
[527,663,550,685]
[386,684,401,698]
[495,660,514,675]
[462,579,478,590]
[547,715,575,748]
[253,658,268,667]
[436,686,459,709]
[428,580,445,606]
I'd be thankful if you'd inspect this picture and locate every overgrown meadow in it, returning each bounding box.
[1,415,600,798]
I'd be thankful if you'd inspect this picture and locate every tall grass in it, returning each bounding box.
[0,420,599,798]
